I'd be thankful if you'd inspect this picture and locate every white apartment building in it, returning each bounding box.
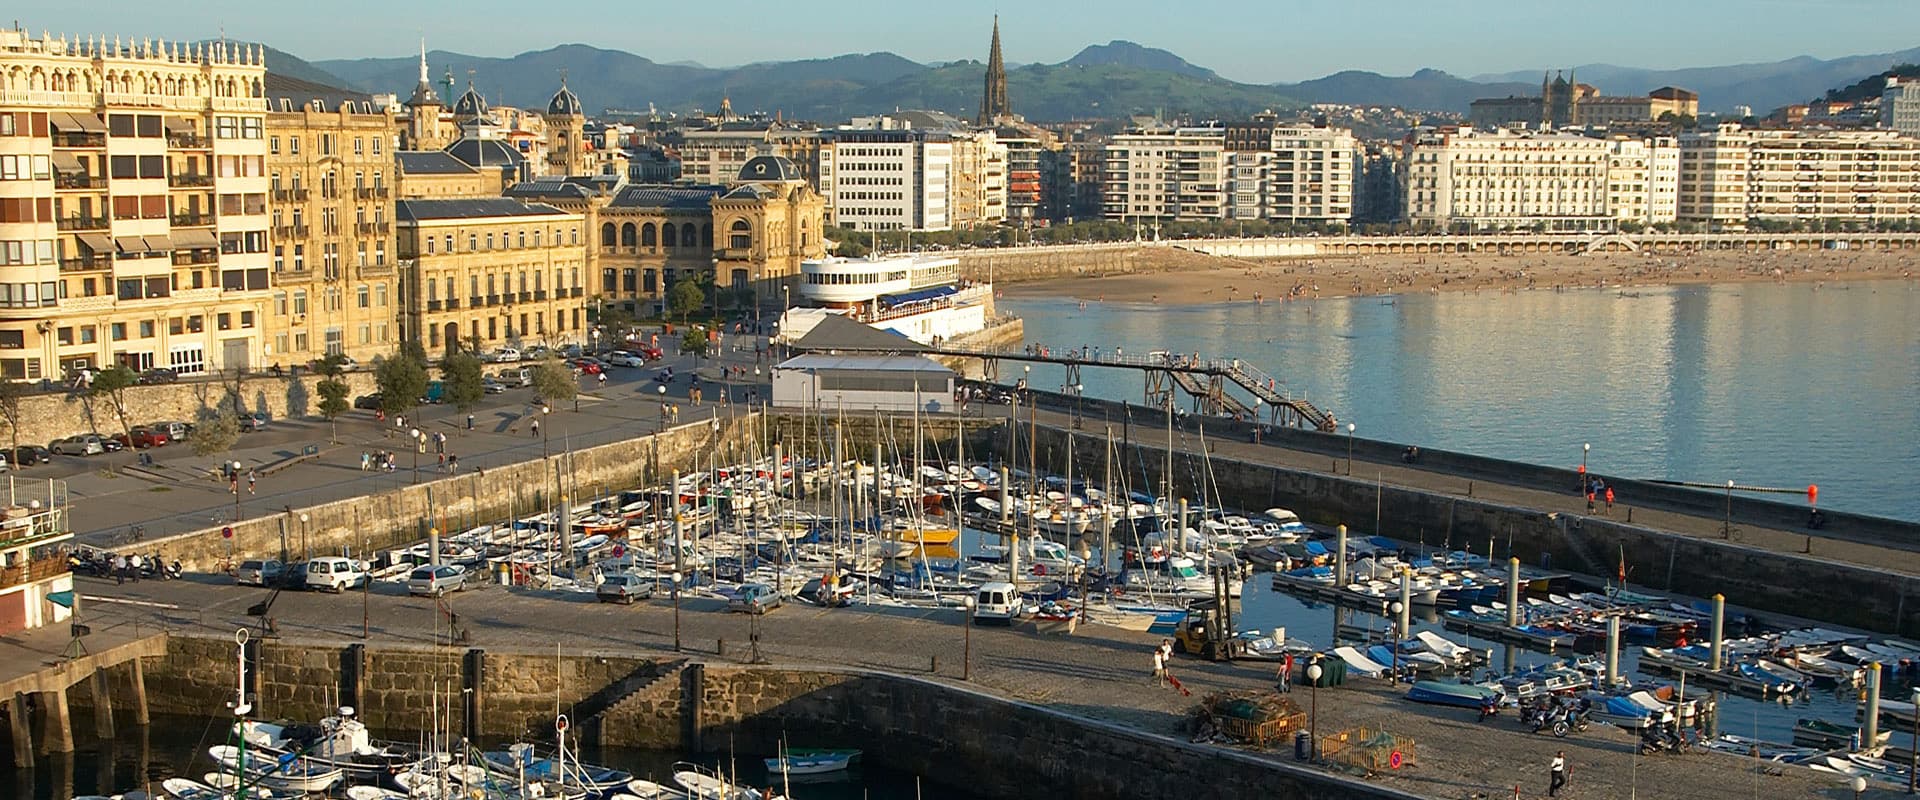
[1605,136,1678,226]
[818,129,951,231]
[0,28,273,380]
[1679,125,1920,227]
[1225,126,1358,224]
[1402,126,1612,231]
[1882,77,1920,138]
[1102,127,1227,221]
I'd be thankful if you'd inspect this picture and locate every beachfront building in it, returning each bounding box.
[263,90,399,367]
[1402,126,1612,232]
[1678,125,1920,228]
[0,27,275,380]
[1605,136,1679,227]
[818,127,953,231]
[1223,122,1359,225]
[1882,77,1920,137]
[1101,126,1228,221]
[395,197,588,354]
[946,128,1008,229]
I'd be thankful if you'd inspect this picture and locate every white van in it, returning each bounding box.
[973,581,1023,625]
[493,368,533,388]
[303,556,368,593]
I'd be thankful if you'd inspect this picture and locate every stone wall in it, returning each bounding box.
[955,243,1225,285]
[15,372,380,444]
[143,415,752,571]
[934,317,1024,377]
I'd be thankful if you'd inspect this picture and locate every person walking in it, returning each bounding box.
[128,552,142,582]
[1586,490,1596,514]
[247,469,258,495]
[1604,487,1615,514]
[531,418,540,438]
[466,413,475,431]
[112,553,127,585]
[1151,645,1166,686]
[359,452,370,472]
[448,454,459,472]
[1279,652,1295,692]
[1548,751,1568,796]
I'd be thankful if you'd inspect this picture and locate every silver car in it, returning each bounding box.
[407,564,467,596]
[49,435,106,456]
[235,559,285,587]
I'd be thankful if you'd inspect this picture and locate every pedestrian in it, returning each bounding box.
[1151,646,1165,686]
[129,552,142,582]
[359,452,370,472]
[531,418,540,437]
[1548,751,1567,796]
[466,413,475,431]
[448,454,459,472]
[437,452,447,472]
[597,372,607,387]
[1586,490,1596,513]
[1605,486,1615,514]
[1160,638,1174,667]
[113,553,126,585]
[247,469,257,495]
[1279,652,1294,692]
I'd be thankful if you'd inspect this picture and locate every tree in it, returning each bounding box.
[190,406,239,457]
[316,377,350,442]
[530,355,577,406]
[89,365,138,467]
[680,328,710,358]
[313,353,347,380]
[373,348,427,415]
[0,379,23,456]
[732,285,757,315]
[668,277,705,323]
[442,351,485,414]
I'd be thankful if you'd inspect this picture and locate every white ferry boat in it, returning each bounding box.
[784,253,992,345]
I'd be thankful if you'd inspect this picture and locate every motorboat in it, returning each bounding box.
[208,744,344,793]
[480,746,632,796]
[237,707,425,780]
[1405,680,1501,709]
[673,762,782,800]
[1793,717,1888,750]
[1332,646,1390,679]
[624,779,690,799]
[764,748,861,776]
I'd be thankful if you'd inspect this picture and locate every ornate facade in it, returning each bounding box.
[396,197,588,354]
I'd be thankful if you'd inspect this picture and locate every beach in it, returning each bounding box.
[1000,248,1920,304]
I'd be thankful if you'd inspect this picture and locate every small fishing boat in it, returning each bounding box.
[208,744,344,793]
[1332,646,1390,679]
[672,762,781,800]
[1793,717,1888,750]
[1703,734,1818,763]
[237,707,424,780]
[162,777,289,800]
[624,778,690,799]
[763,748,861,775]
[480,747,632,794]
[1405,680,1501,709]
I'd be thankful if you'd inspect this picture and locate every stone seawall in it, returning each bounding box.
[1010,419,1919,635]
[143,415,752,571]
[119,635,1413,800]
[934,317,1024,377]
[955,243,1225,285]
[18,371,379,443]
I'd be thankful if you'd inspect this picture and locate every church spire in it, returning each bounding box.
[978,15,1009,125]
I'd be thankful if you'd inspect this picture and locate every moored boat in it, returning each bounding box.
[1405,680,1501,709]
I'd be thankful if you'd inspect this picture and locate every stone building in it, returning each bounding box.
[396,197,588,354]
[1402,126,1612,231]
[0,27,273,380]
[1470,74,1698,129]
[395,150,489,199]
[1678,125,1920,229]
[263,88,399,367]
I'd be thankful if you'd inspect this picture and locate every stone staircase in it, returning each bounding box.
[572,659,685,745]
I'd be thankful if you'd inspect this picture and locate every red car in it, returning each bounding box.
[115,425,170,449]
[570,359,603,375]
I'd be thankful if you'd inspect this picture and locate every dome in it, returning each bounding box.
[405,79,440,108]
[547,85,582,117]
[452,82,488,120]
[737,154,802,183]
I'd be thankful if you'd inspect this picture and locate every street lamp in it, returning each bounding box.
[962,595,976,681]
[1345,423,1356,476]
[540,405,551,459]
[1851,776,1866,800]
[1909,687,1919,795]
[1252,398,1264,444]
[1072,383,1084,430]
[1390,600,1405,682]
[1305,661,1323,760]
[670,570,683,652]
[1724,479,1735,538]
[231,460,243,520]
[409,428,421,483]
[657,384,668,426]
[1581,443,1591,492]
[299,513,310,561]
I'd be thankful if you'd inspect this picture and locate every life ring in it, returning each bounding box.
[1034,563,1048,576]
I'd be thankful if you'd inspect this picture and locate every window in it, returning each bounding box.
[293,290,308,315]
[290,136,300,154]
[111,322,127,341]
[357,285,369,308]
[139,320,155,338]
[375,284,388,306]
[274,292,287,315]
[169,348,205,375]
[269,136,280,154]
[241,311,254,328]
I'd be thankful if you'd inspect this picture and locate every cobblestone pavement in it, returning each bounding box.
[79,575,1869,800]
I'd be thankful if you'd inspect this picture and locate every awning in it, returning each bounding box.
[162,117,193,134]
[76,233,113,253]
[50,152,84,173]
[113,236,148,253]
[46,590,74,609]
[54,111,104,132]
[142,234,174,251]
[171,228,219,249]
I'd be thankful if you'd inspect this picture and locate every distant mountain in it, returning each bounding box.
[1066,41,1215,79]
[215,41,348,88]
[1471,47,1920,112]
[1823,63,1920,104]
[1278,68,1531,112]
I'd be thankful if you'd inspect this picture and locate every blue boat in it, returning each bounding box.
[764,748,862,776]
[1406,680,1502,709]
[479,750,631,794]
[1736,663,1801,694]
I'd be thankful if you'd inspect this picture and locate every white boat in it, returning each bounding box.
[625,779,690,799]
[208,744,344,793]
[236,707,424,780]
[1332,645,1390,679]
[162,777,288,800]
[1411,630,1475,666]
[345,787,409,800]
[673,765,776,800]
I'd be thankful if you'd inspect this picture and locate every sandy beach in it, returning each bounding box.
[1001,248,1920,304]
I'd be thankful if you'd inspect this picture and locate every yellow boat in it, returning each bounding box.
[900,528,960,547]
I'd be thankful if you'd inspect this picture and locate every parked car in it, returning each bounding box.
[112,426,170,449]
[595,573,656,604]
[422,381,446,404]
[240,412,269,432]
[522,345,551,360]
[9,444,51,466]
[727,582,783,614]
[489,347,523,363]
[407,564,467,597]
[570,359,603,376]
[635,345,664,361]
[604,351,646,368]
[493,368,533,388]
[972,581,1024,624]
[311,355,359,372]
[149,421,194,441]
[481,378,507,394]
[136,367,179,385]
[235,559,285,587]
[301,556,367,592]
[353,394,384,409]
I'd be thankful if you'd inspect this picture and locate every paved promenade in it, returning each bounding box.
[75,576,1871,800]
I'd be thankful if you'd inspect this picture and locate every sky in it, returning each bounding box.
[19,0,1920,83]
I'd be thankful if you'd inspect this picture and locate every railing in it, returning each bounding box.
[57,215,107,231]
[273,225,310,239]
[169,173,214,188]
[55,174,98,189]
[486,294,500,306]
[60,295,114,312]
[570,287,583,298]
[51,132,105,148]
[356,222,390,235]
[518,291,532,303]
[172,250,218,266]
[167,134,211,149]
[354,186,390,200]
[272,188,309,202]
[716,247,753,260]
[276,266,311,279]
[171,212,213,226]
[445,298,461,309]
[0,557,70,591]
[426,300,443,312]
[60,257,107,272]
[533,290,547,301]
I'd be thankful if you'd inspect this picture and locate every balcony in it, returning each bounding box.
[169,173,214,188]
[272,188,309,202]
[427,299,443,312]
[171,212,213,227]
[356,222,390,236]
[57,215,108,231]
[354,186,390,200]
[716,247,752,261]
[446,298,461,310]
[570,287,583,298]
[60,256,108,272]
[0,556,70,591]
[167,134,211,149]
[486,294,501,306]
[532,290,547,301]
[172,250,218,266]
[51,129,106,147]
[518,291,532,303]
[273,225,311,239]
[55,174,98,190]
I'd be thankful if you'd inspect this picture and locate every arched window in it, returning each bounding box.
[600,222,616,248]
[729,219,752,250]
[620,222,636,247]
[641,223,656,247]
[682,223,699,250]
[661,223,677,248]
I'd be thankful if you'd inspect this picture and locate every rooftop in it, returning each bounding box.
[397,150,479,176]
[776,353,952,373]
[606,185,724,210]
[396,198,570,222]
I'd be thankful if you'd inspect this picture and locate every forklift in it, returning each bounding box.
[1172,565,1247,661]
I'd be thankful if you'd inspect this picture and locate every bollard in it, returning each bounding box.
[1863,662,1881,750]
[1179,498,1189,549]
[1505,557,1520,628]
[930,655,938,673]
[999,467,1010,524]
[429,526,442,568]
[1604,615,1620,686]
[1467,480,1473,497]
[1334,525,1349,588]
[1709,594,1725,672]
[717,639,726,658]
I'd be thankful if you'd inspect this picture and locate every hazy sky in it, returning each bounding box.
[21,0,1920,82]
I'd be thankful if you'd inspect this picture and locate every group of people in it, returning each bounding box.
[110,552,144,585]
[1582,474,1616,514]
